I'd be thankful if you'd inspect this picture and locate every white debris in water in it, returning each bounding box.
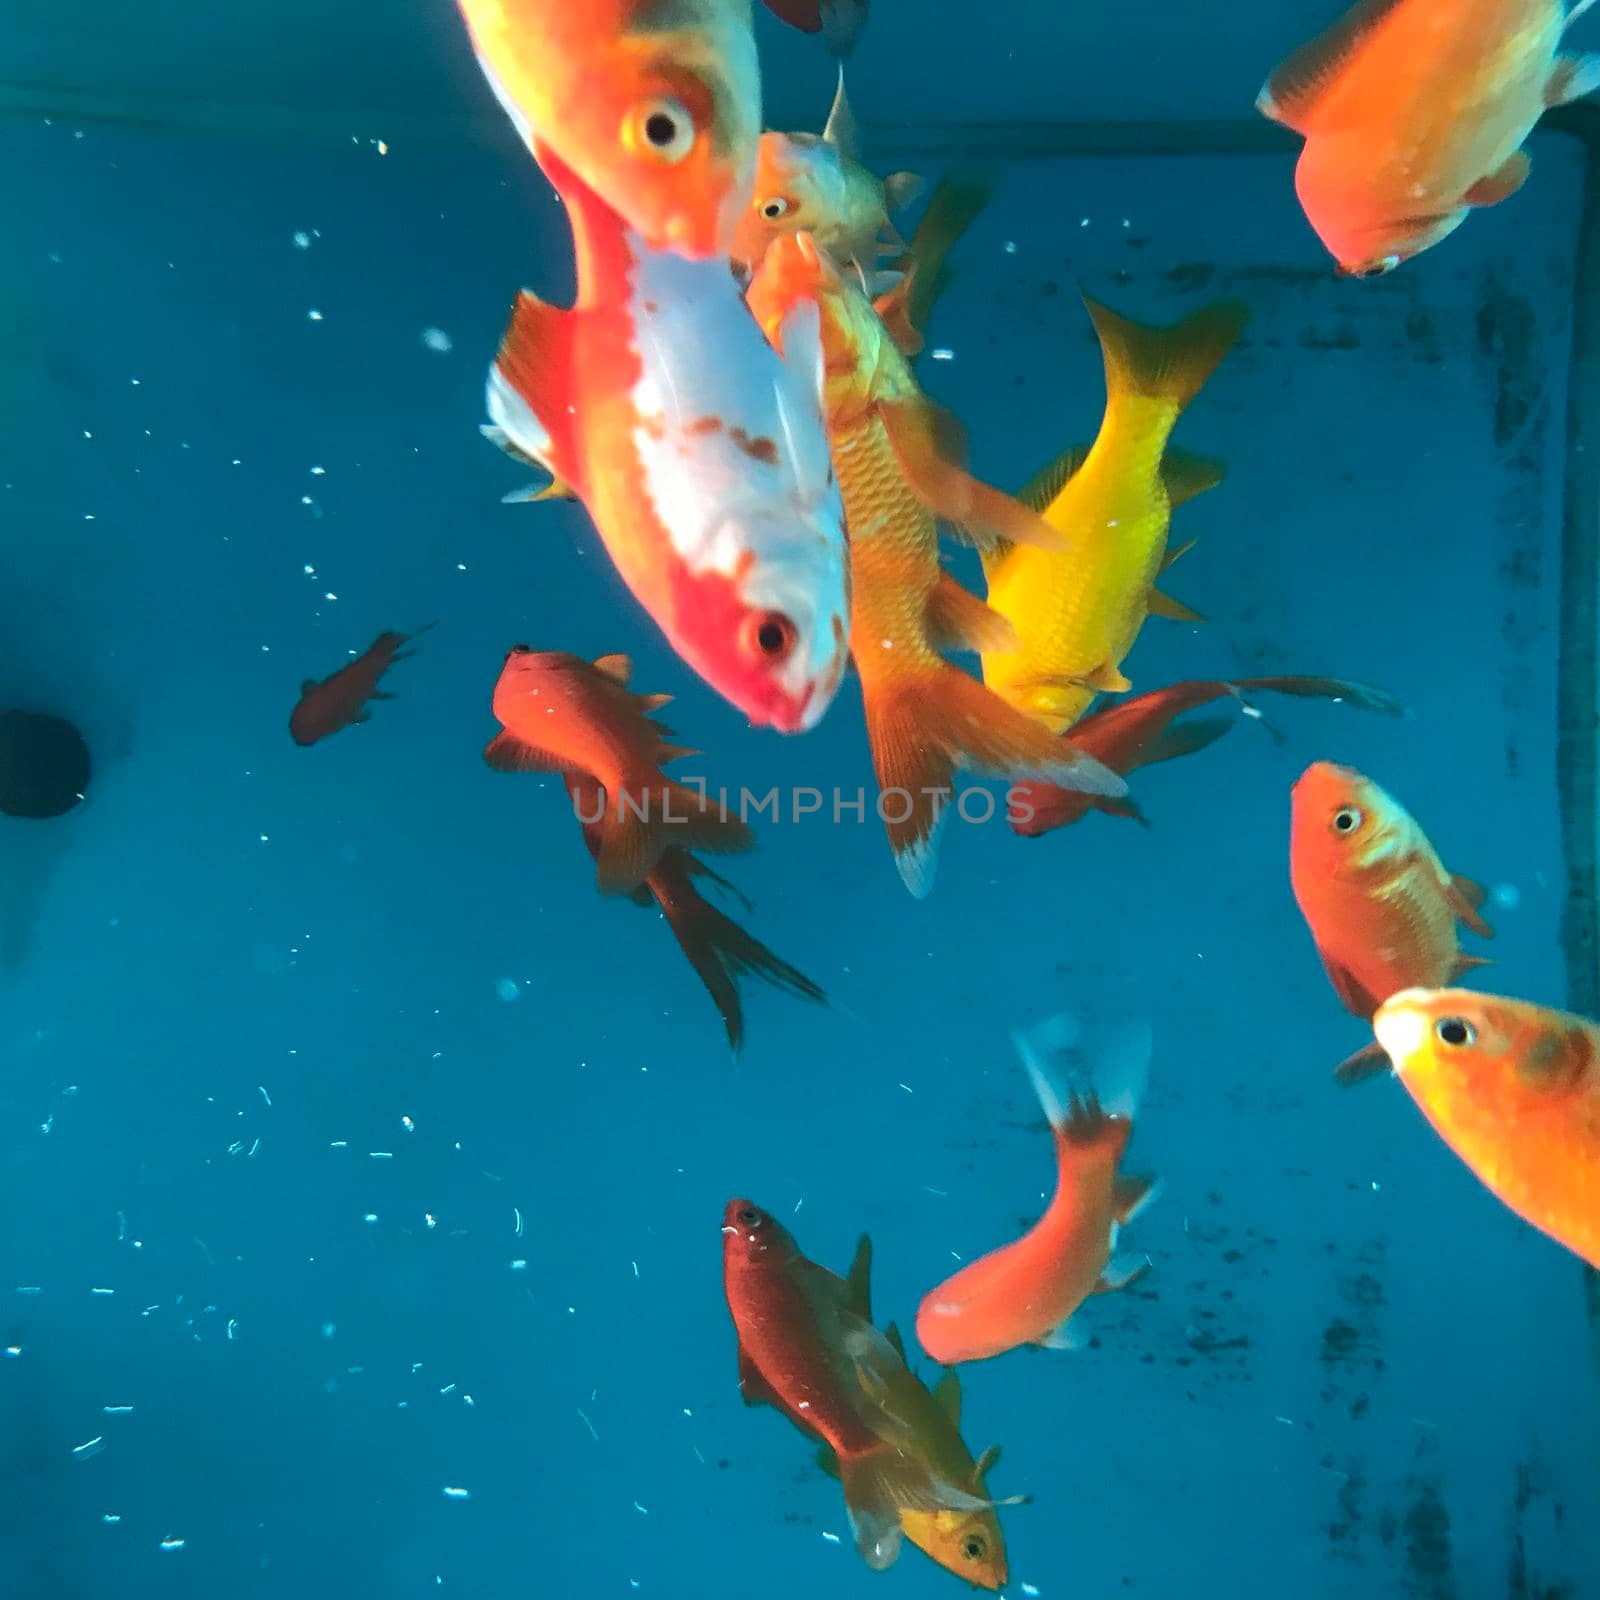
[72,1436,106,1459]
[293,231,313,250]
[307,309,323,321]
[930,348,954,361]
[442,1486,470,1501]
[101,1514,121,1525]
[496,978,521,1002]
[422,327,453,353]
[158,1537,186,1552]
[1492,882,1521,910]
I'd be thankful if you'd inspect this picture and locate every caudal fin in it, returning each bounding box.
[1084,293,1250,412]
[863,665,1125,897]
[1012,1011,1153,1135]
[650,853,826,1050]
[593,782,754,897]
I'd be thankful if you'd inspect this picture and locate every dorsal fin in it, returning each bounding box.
[822,66,857,158]
[592,653,632,684]
[931,1369,962,1425]
[1255,0,1407,134]
[883,1321,906,1361]
[845,1233,873,1322]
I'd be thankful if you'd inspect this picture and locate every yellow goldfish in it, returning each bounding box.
[979,294,1249,734]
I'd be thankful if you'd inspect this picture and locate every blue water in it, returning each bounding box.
[4,15,1600,1598]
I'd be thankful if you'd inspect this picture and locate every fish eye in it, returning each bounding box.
[1332,805,1362,834]
[625,97,696,164]
[1435,1016,1476,1048]
[760,196,791,221]
[962,1534,987,1561]
[743,611,798,662]
[736,1207,762,1228]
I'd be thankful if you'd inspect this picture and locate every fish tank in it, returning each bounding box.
[4,2,1599,1596]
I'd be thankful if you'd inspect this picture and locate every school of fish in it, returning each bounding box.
[273,0,1600,1584]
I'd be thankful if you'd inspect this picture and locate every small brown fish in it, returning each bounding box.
[289,625,433,746]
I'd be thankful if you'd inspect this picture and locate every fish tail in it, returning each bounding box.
[649,853,826,1051]
[593,782,754,897]
[1012,1010,1154,1138]
[1083,294,1250,412]
[864,665,1124,896]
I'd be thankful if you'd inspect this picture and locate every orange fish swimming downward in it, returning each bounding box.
[745,232,1125,895]
[916,1012,1158,1365]
[1373,988,1600,1269]
[289,625,433,746]
[485,648,753,895]
[1257,0,1600,276]
[456,0,761,258]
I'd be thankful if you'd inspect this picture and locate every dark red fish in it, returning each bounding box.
[564,770,825,1049]
[289,625,433,746]
[1009,675,1402,837]
[761,0,868,54]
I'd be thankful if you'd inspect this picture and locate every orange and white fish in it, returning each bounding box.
[456,0,760,259]
[979,294,1248,735]
[1290,762,1492,1027]
[916,1012,1158,1364]
[730,73,922,280]
[1256,0,1600,277]
[484,149,850,734]
[485,648,753,895]
[745,232,1124,896]
[289,625,433,746]
[1373,988,1600,1268]
[1010,675,1403,836]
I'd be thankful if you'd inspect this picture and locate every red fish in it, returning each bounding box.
[289,625,432,746]
[1010,675,1403,836]
[564,770,824,1049]
[761,0,869,55]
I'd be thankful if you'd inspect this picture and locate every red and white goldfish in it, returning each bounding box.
[1373,988,1600,1268]
[289,625,432,746]
[1011,676,1403,836]
[723,1200,1000,1569]
[456,0,760,259]
[730,72,921,280]
[1290,762,1492,1026]
[485,649,752,895]
[484,149,850,734]
[563,769,823,1049]
[1257,0,1600,277]
[916,1013,1158,1365]
[745,232,1124,896]
[760,0,869,56]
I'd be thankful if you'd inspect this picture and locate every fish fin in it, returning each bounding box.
[882,1321,907,1361]
[821,0,870,57]
[925,572,1019,655]
[1159,537,1198,572]
[1162,448,1227,507]
[1548,53,1600,106]
[1450,952,1493,981]
[863,668,1125,897]
[487,291,580,492]
[883,171,925,213]
[592,653,632,684]
[897,173,993,337]
[1448,875,1494,939]
[822,65,857,157]
[1148,588,1206,623]
[594,784,754,897]
[1229,675,1405,716]
[1012,1010,1153,1133]
[1136,717,1233,769]
[1073,662,1133,694]
[482,730,562,773]
[1317,952,1382,1017]
[1112,1173,1162,1226]
[931,1369,962,1426]
[1463,151,1532,207]
[1013,441,1091,515]
[1254,0,1406,133]
[973,1444,1001,1479]
[872,272,923,357]
[368,690,397,701]
[1095,795,1151,825]
[1082,293,1250,411]
[501,475,578,504]
[1036,1313,1090,1351]
[635,691,674,712]
[845,1234,873,1322]
[1095,1251,1152,1294]
[300,679,318,695]
[1332,1040,1394,1088]
[877,396,1068,553]
[737,1343,782,1409]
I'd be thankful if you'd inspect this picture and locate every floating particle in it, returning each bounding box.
[821,1532,841,1546]
[421,327,453,354]
[495,978,520,1002]
[3,1346,20,1358]
[513,1208,523,1237]
[1003,240,1018,254]
[102,1406,134,1415]
[292,231,312,249]
[1021,1586,1040,1598]
[369,1152,394,1161]
[90,1287,114,1297]
[930,348,954,361]
[310,465,326,477]
[12,1287,40,1297]
[577,1409,599,1441]
[226,1319,239,1340]
[442,1486,470,1501]
[633,1502,648,1515]
[510,1259,527,1271]
[307,309,324,322]
[424,1214,437,1230]
[363,1213,378,1224]
[402,1116,415,1133]
[101,1515,121,1525]
[158,1537,186,1552]
[72,1437,105,1459]
[321,1322,336,1339]
[1492,882,1521,910]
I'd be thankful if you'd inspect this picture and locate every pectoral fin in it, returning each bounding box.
[1448,874,1494,938]
[1332,1040,1393,1088]
[1463,151,1531,207]
[1148,587,1206,623]
[1547,53,1600,107]
[1318,951,1381,1017]
[483,731,562,773]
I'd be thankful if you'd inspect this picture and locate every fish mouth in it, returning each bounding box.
[1372,996,1432,1068]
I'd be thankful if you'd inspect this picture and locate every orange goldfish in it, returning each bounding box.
[1011,675,1403,836]
[979,294,1247,735]
[722,1200,1000,1569]
[484,148,849,734]
[1290,762,1492,1031]
[1256,0,1600,277]
[730,72,922,280]
[1373,988,1600,1268]
[563,769,823,1049]
[916,1012,1158,1365]
[289,625,433,746]
[760,0,869,55]
[485,649,752,895]
[456,0,760,259]
[745,232,1124,896]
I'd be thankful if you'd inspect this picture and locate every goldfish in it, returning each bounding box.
[455,0,760,259]
[979,294,1248,736]
[723,1200,1001,1569]
[760,0,869,55]
[730,72,922,281]
[916,1012,1158,1365]
[289,625,432,746]
[483,148,850,734]
[1290,762,1492,1044]
[485,649,752,895]
[1256,0,1600,277]
[1011,675,1404,836]
[745,232,1125,896]
[1372,988,1600,1268]
[563,769,824,1048]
